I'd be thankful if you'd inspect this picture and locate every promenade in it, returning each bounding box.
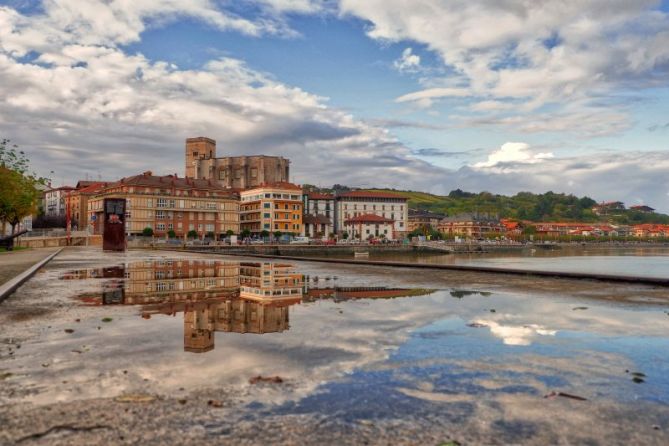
[0,248,61,287]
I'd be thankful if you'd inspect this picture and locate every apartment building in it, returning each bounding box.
[302,191,334,238]
[185,137,290,189]
[407,209,446,232]
[335,191,408,238]
[65,181,108,229]
[437,213,504,238]
[239,183,303,235]
[44,186,75,217]
[88,171,239,238]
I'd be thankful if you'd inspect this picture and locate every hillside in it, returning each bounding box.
[304,185,669,224]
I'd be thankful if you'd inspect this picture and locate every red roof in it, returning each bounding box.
[338,190,407,200]
[307,192,334,200]
[345,213,394,224]
[76,182,109,194]
[245,182,302,191]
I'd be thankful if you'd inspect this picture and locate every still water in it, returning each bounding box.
[1,250,668,444]
[343,246,669,279]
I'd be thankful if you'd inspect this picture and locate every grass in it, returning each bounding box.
[0,246,28,253]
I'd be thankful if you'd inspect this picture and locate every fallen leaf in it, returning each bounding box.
[544,391,587,401]
[249,375,284,384]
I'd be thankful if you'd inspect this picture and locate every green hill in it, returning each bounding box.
[304,184,669,224]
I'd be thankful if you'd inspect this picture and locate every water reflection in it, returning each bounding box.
[61,260,434,353]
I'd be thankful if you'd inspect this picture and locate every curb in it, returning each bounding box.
[0,248,63,303]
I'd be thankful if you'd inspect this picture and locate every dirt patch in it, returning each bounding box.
[8,307,53,322]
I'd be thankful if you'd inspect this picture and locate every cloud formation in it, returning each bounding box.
[474,142,554,169]
[0,1,667,212]
[340,0,669,136]
[393,47,420,73]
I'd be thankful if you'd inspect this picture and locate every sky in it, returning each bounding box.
[0,0,668,211]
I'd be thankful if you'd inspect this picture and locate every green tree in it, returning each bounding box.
[273,230,282,240]
[0,140,50,234]
[167,229,176,238]
[142,227,154,237]
[206,231,215,239]
[260,229,270,238]
[187,229,198,239]
[240,229,251,238]
[225,229,234,237]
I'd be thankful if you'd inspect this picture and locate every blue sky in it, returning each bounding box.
[0,0,668,210]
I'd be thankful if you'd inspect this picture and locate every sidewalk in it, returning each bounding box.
[0,248,61,287]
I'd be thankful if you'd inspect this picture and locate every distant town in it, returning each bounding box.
[4,136,669,244]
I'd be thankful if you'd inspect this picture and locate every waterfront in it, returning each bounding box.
[1,247,668,445]
[299,245,669,280]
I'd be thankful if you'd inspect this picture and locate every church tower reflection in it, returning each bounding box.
[62,259,432,354]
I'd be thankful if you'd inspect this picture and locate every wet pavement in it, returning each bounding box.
[1,247,668,445]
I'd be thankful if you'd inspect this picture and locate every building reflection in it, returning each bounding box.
[62,260,433,353]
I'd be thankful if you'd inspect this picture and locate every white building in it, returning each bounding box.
[343,214,396,240]
[302,191,334,238]
[44,186,75,217]
[335,191,408,238]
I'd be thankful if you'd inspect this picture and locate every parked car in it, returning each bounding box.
[290,236,310,244]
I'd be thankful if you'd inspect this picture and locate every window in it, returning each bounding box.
[157,198,167,208]
[156,223,165,231]
[206,224,214,232]
[264,223,270,229]
[156,210,166,219]
[219,170,226,180]
[264,213,270,218]
[263,203,271,208]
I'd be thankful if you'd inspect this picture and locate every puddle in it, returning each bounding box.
[1,250,669,444]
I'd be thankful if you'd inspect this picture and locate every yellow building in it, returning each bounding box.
[240,182,303,235]
[88,171,239,238]
[65,181,109,230]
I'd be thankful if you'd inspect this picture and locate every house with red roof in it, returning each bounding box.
[343,213,396,240]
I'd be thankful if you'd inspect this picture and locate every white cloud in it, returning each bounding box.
[339,0,669,136]
[0,1,450,191]
[473,320,556,346]
[395,87,471,108]
[474,142,554,169]
[393,47,420,73]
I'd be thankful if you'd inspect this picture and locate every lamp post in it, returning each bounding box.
[66,190,71,246]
